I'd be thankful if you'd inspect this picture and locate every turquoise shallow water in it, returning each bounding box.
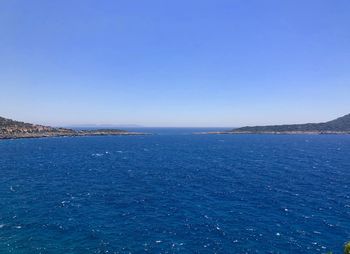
[0,130,349,253]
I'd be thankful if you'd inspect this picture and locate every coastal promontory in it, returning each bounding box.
[210,113,350,135]
[0,116,144,139]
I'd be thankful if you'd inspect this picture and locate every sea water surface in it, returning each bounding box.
[0,128,349,253]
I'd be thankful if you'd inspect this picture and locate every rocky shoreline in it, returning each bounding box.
[0,116,147,140]
[0,130,147,140]
[201,113,350,135]
[200,131,350,135]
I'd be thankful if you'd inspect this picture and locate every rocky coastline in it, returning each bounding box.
[0,116,146,140]
[201,131,350,135]
[202,113,350,135]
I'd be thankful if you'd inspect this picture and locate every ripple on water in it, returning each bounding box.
[0,134,349,253]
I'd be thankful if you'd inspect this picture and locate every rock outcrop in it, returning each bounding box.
[0,116,144,139]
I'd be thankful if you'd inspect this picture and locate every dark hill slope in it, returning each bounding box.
[230,113,350,134]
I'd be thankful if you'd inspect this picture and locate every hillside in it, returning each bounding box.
[0,117,75,138]
[0,116,142,139]
[228,113,350,134]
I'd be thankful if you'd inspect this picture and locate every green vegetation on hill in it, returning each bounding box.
[345,241,350,254]
[231,113,350,134]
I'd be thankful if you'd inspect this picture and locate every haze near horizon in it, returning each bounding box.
[0,0,349,127]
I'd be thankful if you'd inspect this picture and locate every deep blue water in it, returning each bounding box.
[0,129,349,253]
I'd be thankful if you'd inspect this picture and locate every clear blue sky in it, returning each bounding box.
[0,0,349,127]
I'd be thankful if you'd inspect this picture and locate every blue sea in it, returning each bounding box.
[0,128,349,253]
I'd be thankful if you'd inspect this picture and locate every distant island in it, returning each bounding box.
[0,116,145,139]
[207,113,350,135]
